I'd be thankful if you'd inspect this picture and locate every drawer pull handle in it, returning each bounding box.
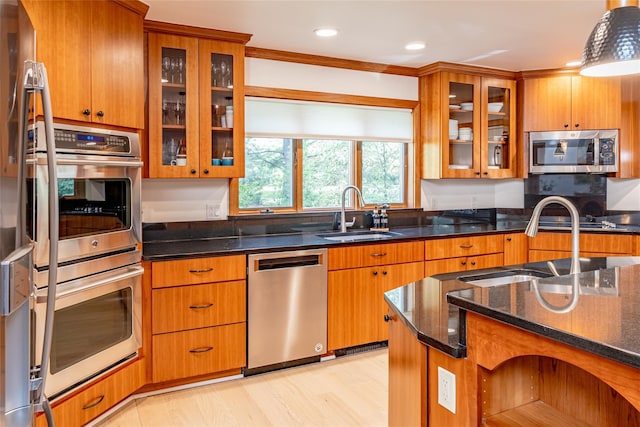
[459,245,473,249]
[189,268,214,273]
[82,395,105,410]
[373,271,378,276]
[189,303,213,309]
[506,237,512,241]
[370,253,387,257]
[470,261,476,265]
[189,346,214,354]
[461,261,467,265]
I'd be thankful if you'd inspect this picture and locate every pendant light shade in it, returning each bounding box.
[581,2,640,76]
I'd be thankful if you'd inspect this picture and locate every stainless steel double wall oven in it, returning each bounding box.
[27,122,143,399]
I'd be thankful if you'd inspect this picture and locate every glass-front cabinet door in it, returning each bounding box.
[148,33,199,178]
[199,39,245,178]
[443,73,481,178]
[481,78,516,178]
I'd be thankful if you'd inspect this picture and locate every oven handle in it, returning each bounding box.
[36,265,144,303]
[29,157,143,168]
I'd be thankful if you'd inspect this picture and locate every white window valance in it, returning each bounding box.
[244,97,413,143]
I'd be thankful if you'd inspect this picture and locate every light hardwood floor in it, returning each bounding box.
[96,348,388,427]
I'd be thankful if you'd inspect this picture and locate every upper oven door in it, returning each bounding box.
[27,153,142,268]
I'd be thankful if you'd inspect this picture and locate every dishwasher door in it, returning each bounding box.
[247,249,327,370]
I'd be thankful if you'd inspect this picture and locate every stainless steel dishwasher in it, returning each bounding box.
[247,249,327,373]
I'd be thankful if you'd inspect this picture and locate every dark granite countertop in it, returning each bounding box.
[447,258,640,370]
[384,257,640,363]
[142,221,530,261]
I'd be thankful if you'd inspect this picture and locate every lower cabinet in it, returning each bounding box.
[152,323,246,383]
[528,232,636,262]
[328,261,424,350]
[36,358,145,427]
[425,234,504,276]
[149,255,247,384]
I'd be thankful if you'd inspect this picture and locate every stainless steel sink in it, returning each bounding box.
[317,231,402,242]
[458,269,553,288]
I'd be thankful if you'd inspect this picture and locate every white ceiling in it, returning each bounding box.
[142,0,607,72]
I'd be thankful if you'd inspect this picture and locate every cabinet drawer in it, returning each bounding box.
[152,280,246,334]
[37,359,145,427]
[328,241,424,270]
[528,232,633,255]
[151,255,245,288]
[152,323,246,383]
[425,253,504,276]
[425,235,503,260]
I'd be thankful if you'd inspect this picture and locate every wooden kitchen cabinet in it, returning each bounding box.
[149,255,246,384]
[523,74,621,132]
[424,234,504,276]
[22,0,147,129]
[503,232,528,265]
[528,231,634,262]
[146,23,250,178]
[327,241,424,351]
[35,358,145,427]
[328,261,424,351]
[421,68,517,179]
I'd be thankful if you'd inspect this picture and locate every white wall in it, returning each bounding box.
[141,179,229,223]
[142,59,419,223]
[421,179,525,211]
[245,58,418,100]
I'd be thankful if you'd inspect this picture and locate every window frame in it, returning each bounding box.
[230,89,420,215]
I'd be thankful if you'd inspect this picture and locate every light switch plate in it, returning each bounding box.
[437,366,456,414]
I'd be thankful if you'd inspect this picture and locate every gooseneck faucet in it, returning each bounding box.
[525,196,581,275]
[340,185,366,233]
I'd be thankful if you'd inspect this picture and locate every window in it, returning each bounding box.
[237,98,414,213]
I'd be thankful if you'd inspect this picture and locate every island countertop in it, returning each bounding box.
[385,257,640,366]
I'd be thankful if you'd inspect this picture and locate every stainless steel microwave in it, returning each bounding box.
[529,129,618,174]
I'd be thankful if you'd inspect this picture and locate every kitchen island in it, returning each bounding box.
[385,257,640,426]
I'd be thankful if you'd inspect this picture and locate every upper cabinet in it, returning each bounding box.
[22,0,147,129]
[421,67,517,179]
[146,23,250,178]
[523,75,621,132]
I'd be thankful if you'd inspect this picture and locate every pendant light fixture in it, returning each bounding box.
[581,0,640,77]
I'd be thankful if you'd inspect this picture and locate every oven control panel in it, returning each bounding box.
[53,128,131,153]
[28,122,140,157]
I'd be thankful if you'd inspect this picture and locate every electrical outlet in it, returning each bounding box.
[205,204,217,219]
[438,366,456,414]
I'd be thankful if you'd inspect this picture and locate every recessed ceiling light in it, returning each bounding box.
[566,60,582,67]
[405,42,426,51]
[314,28,338,37]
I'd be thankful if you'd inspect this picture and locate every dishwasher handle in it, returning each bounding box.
[254,254,324,272]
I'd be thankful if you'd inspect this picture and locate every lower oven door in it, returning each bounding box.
[34,263,143,399]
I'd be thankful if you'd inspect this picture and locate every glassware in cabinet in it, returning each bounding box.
[199,40,245,178]
[148,34,199,178]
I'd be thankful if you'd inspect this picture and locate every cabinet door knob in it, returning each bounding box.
[506,237,512,241]
[461,260,467,265]
[373,271,378,276]
[471,260,476,265]
[190,169,197,175]
[475,171,481,176]
[96,110,104,118]
[574,123,579,128]
[383,314,392,322]
[382,270,387,275]
[483,172,488,175]
[203,169,209,174]
[82,109,91,116]
[564,123,569,128]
